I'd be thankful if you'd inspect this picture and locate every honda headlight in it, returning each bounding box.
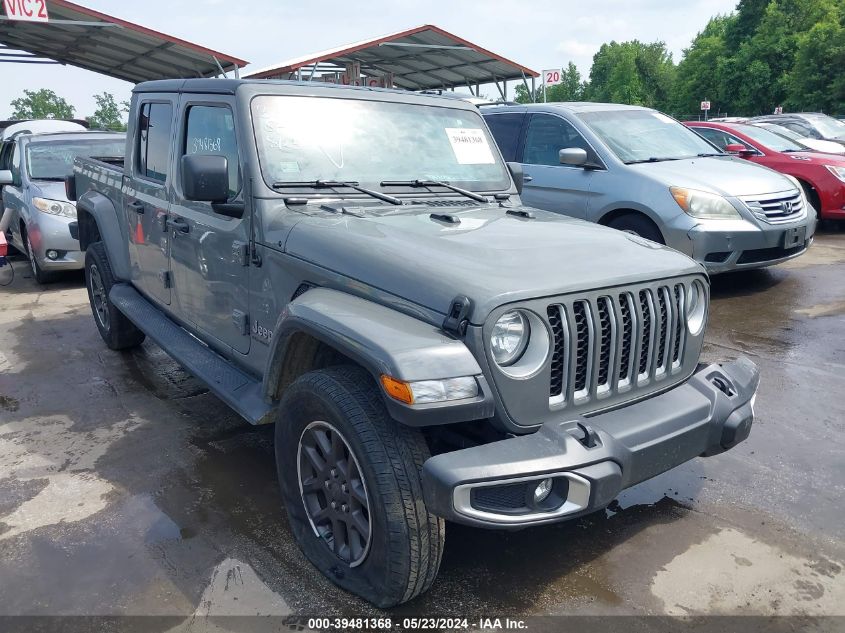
[33,197,76,218]
[670,187,741,220]
[825,165,845,183]
[490,310,530,366]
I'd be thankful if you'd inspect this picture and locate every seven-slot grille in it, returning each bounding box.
[547,283,687,407]
[742,190,804,224]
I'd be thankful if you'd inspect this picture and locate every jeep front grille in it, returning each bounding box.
[547,283,688,407]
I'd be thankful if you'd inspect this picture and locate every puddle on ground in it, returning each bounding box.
[651,527,845,615]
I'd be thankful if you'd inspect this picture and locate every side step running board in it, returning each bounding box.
[109,284,275,425]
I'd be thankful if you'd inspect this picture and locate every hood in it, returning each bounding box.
[629,156,794,197]
[28,180,71,202]
[283,204,703,322]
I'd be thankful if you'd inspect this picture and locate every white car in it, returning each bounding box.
[752,122,845,155]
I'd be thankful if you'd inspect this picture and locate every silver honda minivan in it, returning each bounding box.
[0,131,124,282]
[482,103,816,273]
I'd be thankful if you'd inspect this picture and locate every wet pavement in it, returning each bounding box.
[0,230,843,623]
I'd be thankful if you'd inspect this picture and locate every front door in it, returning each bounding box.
[520,113,593,220]
[127,99,176,305]
[169,100,251,355]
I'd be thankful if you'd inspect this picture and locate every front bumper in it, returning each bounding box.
[686,214,816,274]
[27,213,84,271]
[422,357,759,528]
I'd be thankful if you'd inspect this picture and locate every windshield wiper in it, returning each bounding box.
[272,179,402,205]
[697,152,725,157]
[624,157,683,165]
[380,179,488,203]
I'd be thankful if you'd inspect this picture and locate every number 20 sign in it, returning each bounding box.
[2,0,49,22]
[543,69,563,86]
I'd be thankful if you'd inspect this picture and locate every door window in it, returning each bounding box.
[694,127,745,150]
[484,113,524,162]
[183,105,240,198]
[137,102,173,182]
[524,114,594,166]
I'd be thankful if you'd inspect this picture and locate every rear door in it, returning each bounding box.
[168,98,251,355]
[519,113,593,219]
[126,98,176,305]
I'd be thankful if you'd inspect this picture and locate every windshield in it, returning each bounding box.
[758,123,801,141]
[804,114,845,139]
[251,95,509,191]
[734,124,803,152]
[26,138,125,180]
[578,109,720,163]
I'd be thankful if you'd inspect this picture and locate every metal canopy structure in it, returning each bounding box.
[244,24,539,99]
[0,0,247,83]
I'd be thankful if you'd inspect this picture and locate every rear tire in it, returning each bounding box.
[275,366,444,607]
[606,212,665,244]
[85,241,145,350]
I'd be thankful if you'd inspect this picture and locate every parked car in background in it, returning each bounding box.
[481,102,815,273]
[749,113,845,147]
[0,131,125,282]
[0,119,85,143]
[750,121,845,155]
[687,121,845,222]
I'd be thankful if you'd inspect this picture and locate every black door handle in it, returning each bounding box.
[166,217,190,233]
[128,200,145,214]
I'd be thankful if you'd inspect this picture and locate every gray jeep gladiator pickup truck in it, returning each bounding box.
[72,78,759,607]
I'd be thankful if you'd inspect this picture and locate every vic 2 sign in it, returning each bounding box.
[2,0,49,21]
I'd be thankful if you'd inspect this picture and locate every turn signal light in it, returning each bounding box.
[381,375,414,404]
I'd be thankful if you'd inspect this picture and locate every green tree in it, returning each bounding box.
[10,89,75,120]
[671,15,735,116]
[586,40,676,110]
[515,62,588,103]
[786,7,845,112]
[87,92,129,131]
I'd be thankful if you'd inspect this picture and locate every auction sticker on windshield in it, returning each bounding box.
[445,128,495,165]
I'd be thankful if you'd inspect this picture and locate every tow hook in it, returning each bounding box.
[566,422,601,449]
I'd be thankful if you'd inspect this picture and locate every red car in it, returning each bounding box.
[686,121,845,221]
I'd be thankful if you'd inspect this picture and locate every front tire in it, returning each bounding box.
[25,232,54,284]
[606,212,665,244]
[275,366,444,607]
[85,242,145,350]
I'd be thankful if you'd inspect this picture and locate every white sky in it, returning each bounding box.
[1,0,738,118]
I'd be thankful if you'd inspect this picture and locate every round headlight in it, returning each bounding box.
[490,310,530,366]
[686,280,707,335]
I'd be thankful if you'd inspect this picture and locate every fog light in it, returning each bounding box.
[533,478,554,503]
[46,250,58,260]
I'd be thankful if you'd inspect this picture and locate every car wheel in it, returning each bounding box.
[607,212,665,244]
[25,232,54,284]
[275,366,444,607]
[85,241,145,350]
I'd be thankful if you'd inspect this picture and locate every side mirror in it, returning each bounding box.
[507,161,524,194]
[181,154,229,203]
[0,170,13,186]
[725,143,752,155]
[559,147,589,166]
